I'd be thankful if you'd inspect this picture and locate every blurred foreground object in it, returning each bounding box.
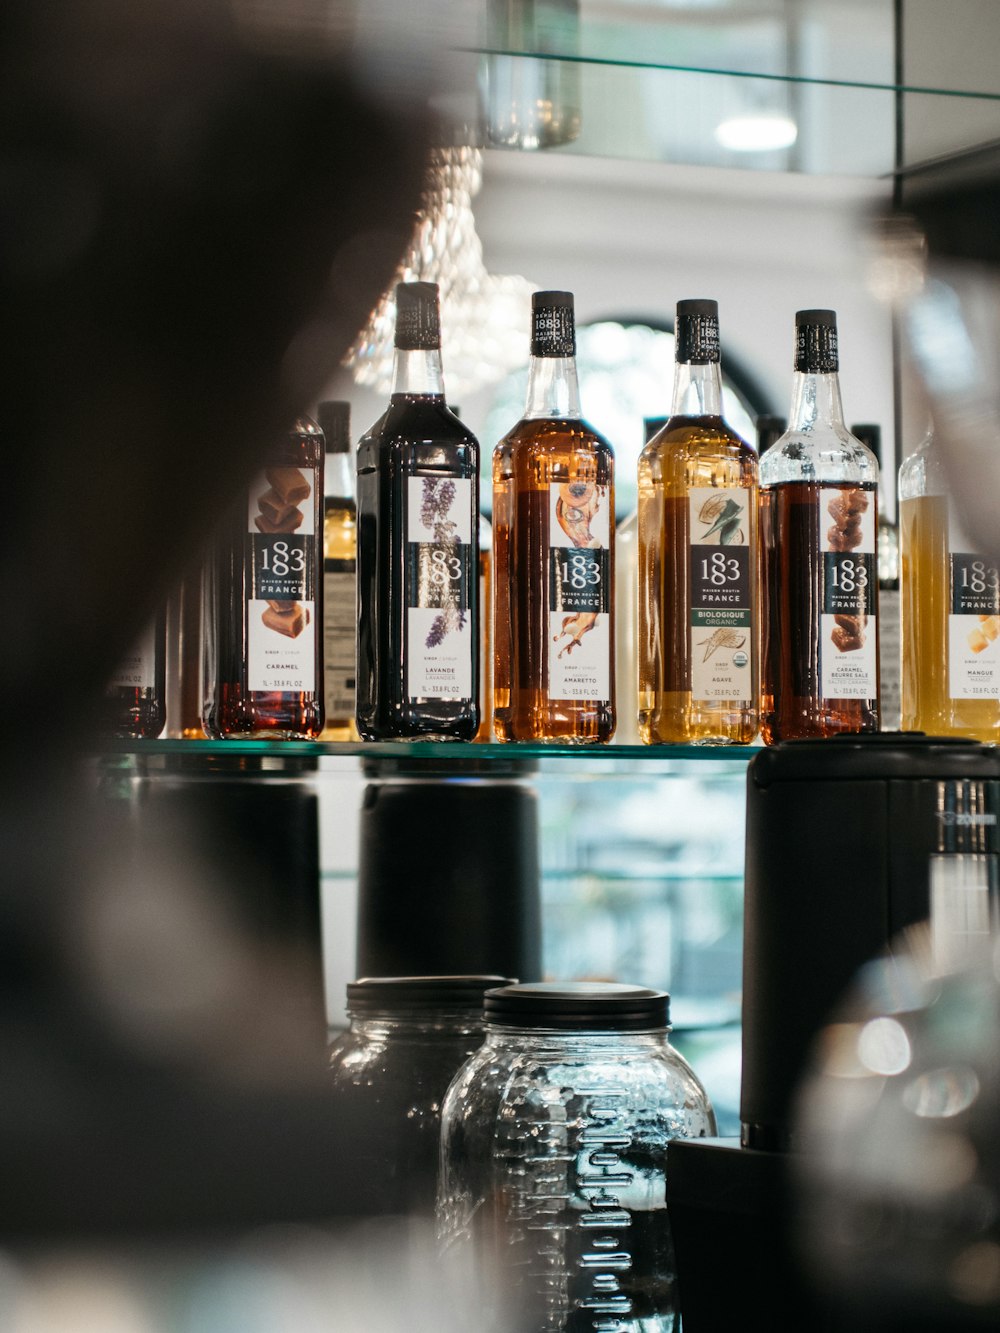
[795,923,1000,1331]
[872,144,1000,562]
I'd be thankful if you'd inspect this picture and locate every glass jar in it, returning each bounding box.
[437,982,717,1333]
[328,974,512,1216]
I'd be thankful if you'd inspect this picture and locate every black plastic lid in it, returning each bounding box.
[346,975,513,1013]
[749,733,1000,789]
[675,298,720,365]
[755,414,786,454]
[850,422,882,464]
[644,415,668,443]
[317,400,351,453]
[795,308,838,373]
[394,281,441,351]
[531,290,576,357]
[484,981,670,1030]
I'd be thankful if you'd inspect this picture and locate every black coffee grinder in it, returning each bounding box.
[669,734,1000,1331]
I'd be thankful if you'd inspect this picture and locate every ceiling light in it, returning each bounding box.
[715,113,798,153]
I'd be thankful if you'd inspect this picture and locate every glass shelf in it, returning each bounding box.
[96,737,758,772]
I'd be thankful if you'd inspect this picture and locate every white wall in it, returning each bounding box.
[465,149,896,470]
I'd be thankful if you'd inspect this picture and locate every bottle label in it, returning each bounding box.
[405,476,473,700]
[547,482,611,701]
[109,620,156,689]
[688,488,752,703]
[819,485,878,700]
[948,548,1000,698]
[323,561,357,715]
[246,466,317,692]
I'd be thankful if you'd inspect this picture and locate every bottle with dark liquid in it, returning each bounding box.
[103,609,167,738]
[853,422,901,730]
[760,310,879,742]
[208,416,325,739]
[638,300,758,745]
[318,400,358,741]
[493,290,615,744]
[356,282,479,741]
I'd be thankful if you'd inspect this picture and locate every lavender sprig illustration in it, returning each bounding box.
[421,478,465,647]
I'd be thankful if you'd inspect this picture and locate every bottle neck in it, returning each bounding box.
[787,370,847,432]
[524,354,582,419]
[390,346,445,399]
[671,359,723,418]
[324,452,354,500]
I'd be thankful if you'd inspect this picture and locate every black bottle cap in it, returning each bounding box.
[394,281,441,351]
[346,975,515,1014]
[484,981,670,1031]
[675,298,720,365]
[850,422,882,464]
[317,400,351,454]
[644,415,668,443]
[795,308,838,373]
[756,414,786,454]
[531,290,576,357]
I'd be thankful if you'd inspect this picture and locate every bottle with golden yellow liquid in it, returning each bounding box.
[318,400,359,741]
[638,299,758,744]
[899,428,1000,739]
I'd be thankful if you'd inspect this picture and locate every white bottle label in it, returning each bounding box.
[405,476,473,701]
[323,565,356,716]
[247,466,317,693]
[547,482,611,702]
[819,485,878,700]
[109,620,156,689]
[948,536,1000,698]
[688,488,752,704]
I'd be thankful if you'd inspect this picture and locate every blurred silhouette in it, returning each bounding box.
[0,0,434,1243]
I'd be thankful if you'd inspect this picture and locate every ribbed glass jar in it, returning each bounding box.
[328,975,511,1216]
[437,982,716,1333]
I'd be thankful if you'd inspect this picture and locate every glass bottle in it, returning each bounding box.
[356,282,480,741]
[102,609,167,738]
[328,975,511,1216]
[638,300,758,745]
[493,290,615,743]
[209,416,325,739]
[476,512,494,742]
[853,422,902,730]
[899,427,1000,739]
[438,982,717,1333]
[165,560,205,739]
[318,400,358,741]
[759,309,880,743]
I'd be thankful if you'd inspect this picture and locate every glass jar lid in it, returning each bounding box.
[346,975,514,1014]
[484,981,670,1031]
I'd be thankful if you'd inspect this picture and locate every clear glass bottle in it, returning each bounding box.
[208,415,325,739]
[356,282,480,740]
[328,975,511,1216]
[438,982,716,1333]
[899,427,1000,739]
[493,290,616,744]
[760,309,880,743]
[318,400,358,741]
[638,300,759,745]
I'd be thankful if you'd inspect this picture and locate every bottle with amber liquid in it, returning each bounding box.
[760,309,879,742]
[318,400,358,741]
[638,300,758,744]
[493,290,615,744]
[899,426,1000,739]
[103,609,167,738]
[208,416,325,739]
[356,282,479,740]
